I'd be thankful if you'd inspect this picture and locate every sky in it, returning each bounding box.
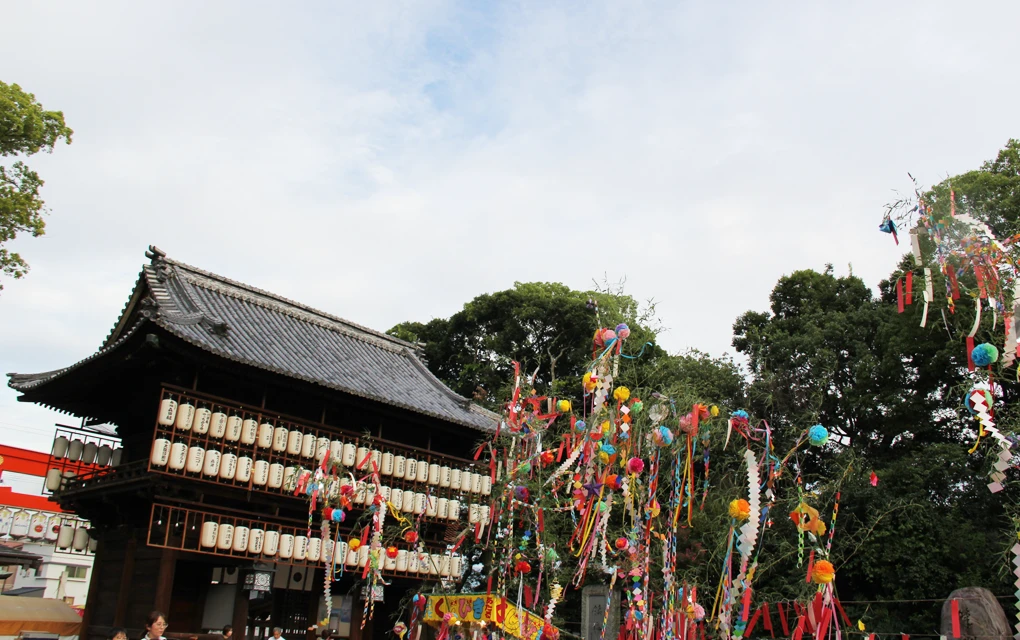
[1,1,1018,464]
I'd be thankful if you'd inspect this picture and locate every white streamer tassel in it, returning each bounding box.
[969,390,1013,493]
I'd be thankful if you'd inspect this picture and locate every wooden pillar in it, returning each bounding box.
[232,583,249,640]
[80,536,105,640]
[114,537,138,626]
[153,548,178,613]
[349,603,363,640]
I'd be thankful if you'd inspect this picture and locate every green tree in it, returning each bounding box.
[0,81,73,288]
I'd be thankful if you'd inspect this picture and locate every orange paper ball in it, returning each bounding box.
[812,560,836,584]
[348,538,361,551]
[728,499,751,521]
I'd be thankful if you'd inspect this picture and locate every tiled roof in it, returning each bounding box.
[9,246,498,432]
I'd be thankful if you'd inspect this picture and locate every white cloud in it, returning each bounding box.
[2,0,1018,451]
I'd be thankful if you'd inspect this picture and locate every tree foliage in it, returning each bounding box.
[0,80,73,288]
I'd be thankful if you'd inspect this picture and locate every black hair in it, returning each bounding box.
[109,628,127,640]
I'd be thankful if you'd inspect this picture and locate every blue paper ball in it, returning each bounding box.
[331,509,345,522]
[971,343,999,367]
[600,443,617,456]
[575,420,587,432]
[732,410,749,420]
[808,424,829,446]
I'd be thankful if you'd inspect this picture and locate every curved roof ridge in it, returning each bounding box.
[162,256,417,351]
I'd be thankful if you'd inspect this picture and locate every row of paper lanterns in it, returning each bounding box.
[151,434,491,495]
[198,521,463,576]
[0,508,94,551]
[51,436,123,467]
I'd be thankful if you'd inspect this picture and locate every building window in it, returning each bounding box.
[65,566,88,580]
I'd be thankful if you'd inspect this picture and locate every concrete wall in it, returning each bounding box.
[10,541,94,606]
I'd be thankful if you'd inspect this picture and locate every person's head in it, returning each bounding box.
[272,628,283,639]
[320,630,333,640]
[110,628,128,640]
[223,626,232,638]
[146,611,168,638]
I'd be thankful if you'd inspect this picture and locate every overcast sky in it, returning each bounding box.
[1,1,1018,462]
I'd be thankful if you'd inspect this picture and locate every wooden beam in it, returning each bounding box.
[232,582,249,640]
[114,536,137,626]
[80,536,104,640]
[154,547,178,613]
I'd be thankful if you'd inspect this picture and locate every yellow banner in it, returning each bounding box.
[424,594,551,640]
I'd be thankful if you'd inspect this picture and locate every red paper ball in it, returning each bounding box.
[516,560,532,574]
[541,451,556,465]
[323,507,334,519]
[404,531,419,544]
[615,537,628,550]
[627,457,645,474]
[386,546,399,559]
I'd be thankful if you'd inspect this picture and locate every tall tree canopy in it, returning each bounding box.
[0,81,73,289]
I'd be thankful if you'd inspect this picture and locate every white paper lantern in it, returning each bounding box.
[380,486,391,502]
[448,499,460,521]
[283,466,298,490]
[437,497,449,519]
[408,550,420,573]
[278,533,295,559]
[342,443,357,466]
[356,447,370,469]
[428,464,440,486]
[469,504,480,524]
[440,554,452,577]
[396,549,409,571]
[294,535,308,560]
[268,463,284,488]
[301,434,316,459]
[219,453,238,480]
[287,431,303,456]
[416,460,429,483]
[263,530,279,556]
[235,456,253,483]
[346,546,358,566]
[209,409,227,438]
[354,482,367,504]
[481,475,492,495]
[232,526,250,552]
[414,492,427,515]
[216,524,234,550]
[56,524,74,549]
[67,439,84,462]
[111,447,123,467]
[248,528,265,554]
[480,505,490,524]
[194,406,211,435]
[472,473,483,494]
[175,402,195,431]
[81,442,98,465]
[252,460,270,486]
[358,544,369,567]
[428,554,441,575]
[316,437,330,461]
[401,490,415,513]
[391,488,403,509]
[384,552,397,571]
[240,417,258,445]
[425,495,438,517]
[307,537,322,562]
[44,515,60,541]
[225,414,243,441]
[451,554,463,577]
[10,511,30,537]
[364,484,377,505]
[96,444,113,466]
[257,421,274,448]
[168,442,187,470]
[150,440,170,467]
[158,395,178,426]
[51,436,69,459]
[440,466,451,488]
[45,468,63,491]
[450,468,462,490]
[272,426,288,452]
[393,456,406,478]
[381,452,394,475]
[405,459,417,482]
[371,450,382,470]
[200,521,219,548]
[88,536,98,552]
[330,440,343,461]
[202,449,222,477]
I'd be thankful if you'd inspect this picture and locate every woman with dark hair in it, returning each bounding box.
[143,611,168,640]
[109,628,128,640]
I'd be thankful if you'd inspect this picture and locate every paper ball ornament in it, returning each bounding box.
[615,537,628,550]
[323,507,333,519]
[557,399,571,412]
[728,499,751,521]
[514,486,531,502]
[348,538,361,551]
[583,372,596,392]
[971,343,999,367]
[808,425,829,446]
[614,387,631,402]
[574,419,587,432]
[965,387,995,414]
[541,450,555,465]
[615,323,631,339]
[515,560,532,574]
[602,329,617,343]
[811,559,836,584]
[331,509,345,522]
[627,457,645,474]
[404,530,419,544]
[605,474,622,490]
[631,400,643,414]
[386,546,399,559]
[693,604,706,621]
[600,443,617,456]
[652,426,674,447]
